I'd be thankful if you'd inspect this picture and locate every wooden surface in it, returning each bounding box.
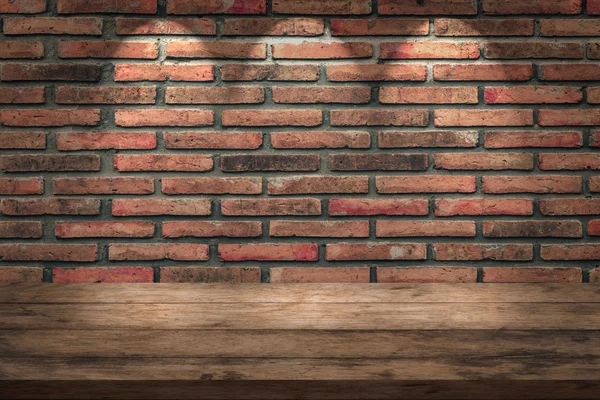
[1,283,599,399]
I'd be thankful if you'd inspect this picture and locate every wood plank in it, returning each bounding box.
[2,330,599,359]
[1,283,599,304]
[2,356,600,381]
[1,303,599,330]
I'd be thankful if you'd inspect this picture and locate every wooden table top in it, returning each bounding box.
[1,283,599,399]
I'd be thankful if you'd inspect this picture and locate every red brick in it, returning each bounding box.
[435,109,533,127]
[221,199,321,216]
[53,267,153,283]
[116,18,215,35]
[331,109,428,126]
[484,130,583,148]
[0,244,96,262]
[483,220,582,238]
[0,222,43,238]
[221,64,319,81]
[112,199,211,216]
[540,110,600,126]
[540,64,600,81]
[115,109,214,127]
[56,86,156,104]
[435,18,533,36]
[378,267,477,283]
[485,86,582,104]
[433,243,533,261]
[328,64,427,81]
[268,176,368,195]
[271,267,370,283]
[273,42,372,59]
[540,198,600,215]
[540,19,600,36]
[591,177,600,192]
[379,0,477,15]
[1,198,99,216]
[434,64,533,81]
[332,18,429,36]
[160,267,261,283]
[328,198,429,216]
[435,198,533,216]
[0,41,44,59]
[434,153,534,170]
[590,0,600,14]
[1,63,101,81]
[1,109,100,126]
[379,131,478,148]
[376,220,476,237]
[0,178,43,195]
[589,220,600,236]
[483,267,581,283]
[381,42,479,59]
[591,131,600,147]
[109,244,209,261]
[482,176,582,193]
[221,154,319,172]
[0,87,45,103]
[589,87,600,104]
[539,153,600,170]
[57,132,156,151]
[222,109,322,126]
[56,221,155,238]
[4,17,103,35]
[166,87,264,104]
[59,41,158,59]
[270,221,369,238]
[483,0,581,15]
[53,177,154,195]
[541,244,600,260]
[485,42,583,59]
[326,243,427,261]
[582,42,598,58]
[273,0,371,14]
[273,86,370,104]
[114,154,213,172]
[380,87,478,104]
[223,18,324,36]
[592,268,600,283]
[168,0,266,14]
[0,132,46,149]
[58,0,157,14]
[219,243,318,262]
[164,132,262,149]
[376,175,476,193]
[114,64,214,81]
[163,221,262,238]
[271,131,370,149]
[0,155,100,172]
[0,0,45,13]
[162,177,261,195]
[330,153,428,171]
[0,267,43,284]
[167,42,266,59]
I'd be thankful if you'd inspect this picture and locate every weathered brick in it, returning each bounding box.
[435,19,533,36]
[58,0,157,14]
[483,220,582,238]
[0,87,45,103]
[53,178,154,195]
[330,154,428,171]
[434,153,534,170]
[328,64,427,81]
[541,244,600,260]
[112,199,211,216]
[0,132,46,149]
[331,109,428,126]
[109,244,209,261]
[592,268,600,283]
[270,221,369,238]
[540,64,600,81]
[434,109,534,127]
[326,243,427,261]
[114,64,214,81]
[163,221,262,238]
[0,222,43,238]
[482,267,581,283]
[379,131,478,148]
[328,198,429,216]
[1,63,101,81]
[376,176,476,193]
[588,220,600,236]
[0,267,43,284]
[115,109,214,127]
[590,0,600,13]
[114,154,213,172]
[273,86,370,104]
[484,130,582,148]
[434,64,533,81]
[482,176,582,193]
[57,132,157,151]
[0,244,96,262]
[222,109,322,126]
[164,132,262,149]
[380,86,478,104]
[539,153,600,170]
[268,176,368,195]
[332,18,429,36]
[272,0,371,15]
[381,42,480,59]
[221,64,318,81]
[160,267,261,283]
[378,267,477,283]
[221,154,319,172]
[53,267,154,283]
[589,87,600,104]
[221,199,321,216]
[219,243,318,262]
[484,42,583,59]
[433,243,533,261]
[540,198,600,215]
[540,110,600,126]
[273,43,372,59]
[435,198,534,216]
[271,131,370,149]
[379,0,477,15]
[591,177,600,192]
[166,87,264,104]
[484,86,582,104]
[223,18,324,36]
[376,220,476,237]
[1,198,100,216]
[271,267,370,283]
[162,177,262,195]
[167,42,266,59]
[58,41,158,59]
[0,178,43,195]
[4,17,103,35]
[482,0,581,15]
[0,0,46,13]
[56,86,156,104]
[56,221,155,238]
[116,18,215,35]
[0,155,100,172]
[168,0,265,14]
[1,109,100,126]
[540,19,600,36]
[0,41,44,59]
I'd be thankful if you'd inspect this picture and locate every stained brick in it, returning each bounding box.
[378,267,477,283]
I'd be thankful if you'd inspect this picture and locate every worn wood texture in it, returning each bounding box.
[0,283,599,399]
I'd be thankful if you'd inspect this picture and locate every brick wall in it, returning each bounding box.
[1,0,599,284]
